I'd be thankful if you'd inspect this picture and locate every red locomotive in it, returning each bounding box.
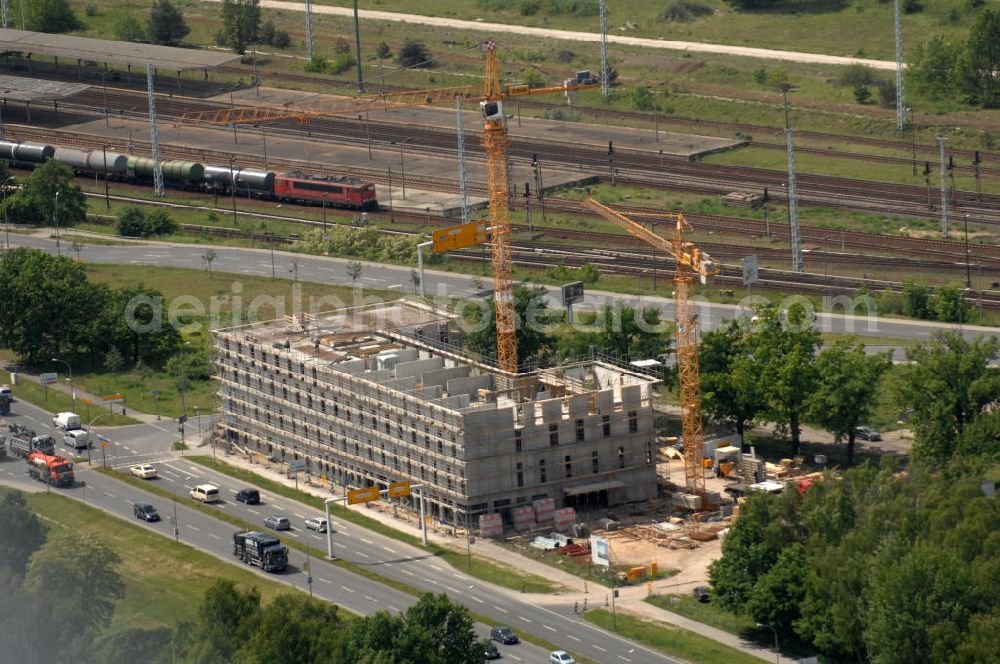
[273,173,378,210]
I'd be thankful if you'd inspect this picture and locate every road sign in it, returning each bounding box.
[102,393,125,403]
[561,281,584,306]
[100,441,109,448]
[388,481,411,498]
[347,487,380,505]
[288,459,307,473]
[432,221,487,253]
[40,372,58,385]
[80,398,91,405]
[151,389,159,397]
[742,255,758,286]
[178,415,188,423]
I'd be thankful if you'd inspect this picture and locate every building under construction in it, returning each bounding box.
[215,300,659,526]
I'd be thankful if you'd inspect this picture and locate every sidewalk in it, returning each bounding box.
[9,366,160,426]
[211,448,786,663]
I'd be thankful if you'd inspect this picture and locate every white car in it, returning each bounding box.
[304,517,328,533]
[129,464,158,479]
[549,651,577,664]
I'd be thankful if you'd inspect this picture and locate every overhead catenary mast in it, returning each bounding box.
[305,0,315,61]
[599,0,610,98]
[894,0,906,132]
[456,98,470,224]
[1,0,9,29]
[146,65,164,197]
[938,136,948,238]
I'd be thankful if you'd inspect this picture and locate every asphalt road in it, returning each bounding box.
[9,235,999,350]
[2,398,683,664]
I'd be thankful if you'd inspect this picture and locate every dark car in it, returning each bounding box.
[855,426,882,442]
[482,640,500,660]
[490,625,519,645]
[133,502,160,522]
[235,488,260,505]
[693,586,710,603]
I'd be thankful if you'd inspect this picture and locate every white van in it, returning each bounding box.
[53,412,81,431]
[190,484,220,503]
[64,429,90,450]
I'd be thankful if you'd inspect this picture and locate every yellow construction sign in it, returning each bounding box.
[347,487,380,505]
[432,221,487,253]
[388,481,411,498]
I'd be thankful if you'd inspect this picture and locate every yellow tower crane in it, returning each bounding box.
[583,198,719,502]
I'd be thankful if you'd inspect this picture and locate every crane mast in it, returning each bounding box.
[583,199,718,501]
[481,40,518,375]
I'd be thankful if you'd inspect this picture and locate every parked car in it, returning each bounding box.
[490,625,519,645]
[304,517,328,533]
[264,515,291,531]
[855,426,882,441]
[481,640,500,660]
[549,651,577,664]
[190,484,220,503]
[235,488,260,505]
[130,464,158,479]
[693,586,710,603]
[133,502,160,522]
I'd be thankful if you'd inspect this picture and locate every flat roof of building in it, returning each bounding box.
[0,75,89,102]
[0,29,241,71]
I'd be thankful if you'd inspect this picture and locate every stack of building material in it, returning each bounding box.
[479,513,503,538]
[553,507,577,533]
[533,497,555,523]
[530,535,559,550]
[671,493,703,510]
[739,455,765,484]
[513,505,536,531]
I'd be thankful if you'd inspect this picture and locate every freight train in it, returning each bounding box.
[0,139,378,211]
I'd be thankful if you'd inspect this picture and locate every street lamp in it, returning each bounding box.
[756,622,779,664]
[964,214,972,290]
[2,175,16,249]
[51,357,74,406]
[53,190,61,256]
[908,107,916,176]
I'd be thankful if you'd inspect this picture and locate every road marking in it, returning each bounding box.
[617,656,631,662]
[334,542,347,549]
[470,595,484,604]
[593,645,607,652]
[160,469,179,479]
[382,545,396,554]
[294,513,305,519]
[445,586,460,593]
[430,564,443,572]
[122,498,133,506]
[123,446,133,452]
[364,595,377,602]
[319,578,332,584]
[401,569,415,576]
[452,573,469,581]
[426,578,439,585]
[494,606,508,614]
[341,586,355,593]
[507,655,522,662]
[248,508,260,515]
[518,616,532,623]
[360,537,374,545]
[103,492,115,498]
[543,624,557,632]
[208,533,221,540]
[188,525,201,532]
[566,635,581,642]
[357,551,370,558]
[388,605,400,613]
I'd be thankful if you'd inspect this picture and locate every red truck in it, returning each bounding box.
[26,451,75,487]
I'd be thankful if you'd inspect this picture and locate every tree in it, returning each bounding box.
[892,332,1000,463]
[397,40,431,68]
[116,206,148,237]
[700,319,766,449]
[186,580,262,662]
[101,285,182,366]
[202,248,218,277]
[236,593,341,663]
[3,160,87,227]
[220,0,261,55]
[746,542,806,638]
[145,208,178,235]
[346,260,363,287]
[103,346,125,373]
[908,35,960,100]
[113,13,147,42]
[25,533,125,644]
[809,340,891,465]
[26,0,82,33]
[148,0,189,46]
[932,284,973,323]
[377,41,392,59]
[410,269,421,293]
[962,7,1000,107]
[70,240,83,260]
[901,280,931,319]
[0,491,47,577]
[464,286,553,369]
[753,305,821,456]
[0,248,106,365]
[723,0,781,8]
[598,304,672,360]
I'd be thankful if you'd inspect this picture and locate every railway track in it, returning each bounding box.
[57,87,1000,227]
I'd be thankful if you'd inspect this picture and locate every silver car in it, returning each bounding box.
[304,517,328,533]
[263,515,291,531]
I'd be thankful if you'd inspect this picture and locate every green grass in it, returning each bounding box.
[10,379,140,426]
[185,456,563,594]
[584,608,766,664]
[4,488,296,635]
[645,594,757,636]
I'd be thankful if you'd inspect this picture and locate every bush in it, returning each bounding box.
[115,206,176,238]
[903,0,923,13]
[875,78,897,108]
[304,56,328,73]
[112,14,147,42]
[853,84,872,104]
[334,37,351,54]
[555,49,576,63]
[658,0,713,22]
[85,3,98,17]
[837,63,878,87]
[376,41,392,59]
[271,29,291,49]
[631,86,656,110]
[329,52,356,75]
[397,40,431,68]
[520,0,540,14]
